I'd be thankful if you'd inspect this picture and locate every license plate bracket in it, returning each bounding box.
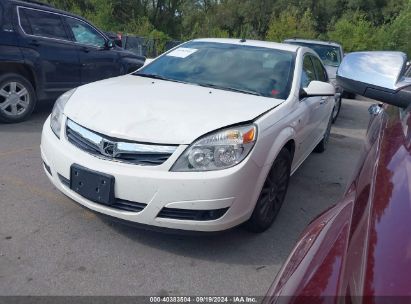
[70,164,115,205]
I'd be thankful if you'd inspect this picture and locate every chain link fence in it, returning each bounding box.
[122,36,182,58]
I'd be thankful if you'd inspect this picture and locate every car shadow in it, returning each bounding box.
[0,102,52,132]
[95,213,297,266]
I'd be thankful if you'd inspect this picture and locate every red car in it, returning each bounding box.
[265,51,411,303]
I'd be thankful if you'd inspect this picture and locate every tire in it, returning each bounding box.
[331,95,342,124]
[0,73,36,123]
[314,112,333,153]
[244,148,292,233]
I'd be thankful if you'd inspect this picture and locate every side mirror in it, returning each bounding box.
[300,81,335,98]
[105,40,115,49]
[337,51,411,108]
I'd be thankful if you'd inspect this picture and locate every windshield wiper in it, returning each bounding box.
[134,73,187,84]
[195,82,265,97]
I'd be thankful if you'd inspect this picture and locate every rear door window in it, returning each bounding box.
[18,7,68,40]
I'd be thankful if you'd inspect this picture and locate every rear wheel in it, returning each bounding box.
[0,73,36,123]
[245,148,291,233]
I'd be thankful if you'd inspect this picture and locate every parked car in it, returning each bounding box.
[0,0,145,123]
[41,38,335,233]
[265,51,411,301]
[284,38,346,123]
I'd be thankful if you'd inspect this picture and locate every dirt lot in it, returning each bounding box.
[0,98,373,296]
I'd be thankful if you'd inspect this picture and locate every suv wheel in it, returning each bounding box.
[244,148,291,233]
[0,73,36,123]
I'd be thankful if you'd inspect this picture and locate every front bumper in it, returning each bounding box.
[40,116,264,232]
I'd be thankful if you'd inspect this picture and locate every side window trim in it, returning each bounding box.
[301,53,316,88]
[16,5,107,49]
[311,55,328,82]
[17,6,71,43]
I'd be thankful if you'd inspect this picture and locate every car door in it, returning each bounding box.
[63,16,122,84]
[298,54,324,155]
[16,6,81,99]
[311,55,333,138]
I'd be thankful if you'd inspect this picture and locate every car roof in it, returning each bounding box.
[284,38,342,48]
[192,38,301,53]
[9,0,88,22]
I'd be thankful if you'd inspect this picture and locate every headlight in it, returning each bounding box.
[50,89,76,138]
[171,124,257,172]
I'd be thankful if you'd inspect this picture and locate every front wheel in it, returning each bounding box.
[315,112,333,153]
[331,95,342,124]
[244,148,291,233]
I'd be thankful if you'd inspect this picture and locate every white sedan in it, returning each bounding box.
[41,38,335,233]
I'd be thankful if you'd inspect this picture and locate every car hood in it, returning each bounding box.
[64,75,282,145]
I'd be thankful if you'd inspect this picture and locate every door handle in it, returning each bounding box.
[29,40,40,47]
[82,47,91,53]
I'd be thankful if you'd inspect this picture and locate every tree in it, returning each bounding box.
[43,0,410,56]
[327,12,377,52]
[266,8,317,42]
[380,0,411,55]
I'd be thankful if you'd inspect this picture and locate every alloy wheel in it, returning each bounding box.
[0,81,31,117]
[332,97,341,122]
[258,154,290,225]
[324,114,332,146]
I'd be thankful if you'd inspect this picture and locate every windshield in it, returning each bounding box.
[287,42,342,67]
[135,41,295,99]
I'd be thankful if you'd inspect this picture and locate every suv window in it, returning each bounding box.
[311,56,328,82]
[301,56,316,88]
[65,17,105,48]
[18,7,68,40]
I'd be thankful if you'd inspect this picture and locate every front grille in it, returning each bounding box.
[157,207,229,221]
[58,172,146,212]
[66,119,177,166]
[66,127,100,155]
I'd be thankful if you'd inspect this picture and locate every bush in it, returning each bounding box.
[327,12,377,52]
[266,8,317,42]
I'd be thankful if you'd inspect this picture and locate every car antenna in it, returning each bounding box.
[240,38,246,43]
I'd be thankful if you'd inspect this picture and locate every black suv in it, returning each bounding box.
[0,0,145,123]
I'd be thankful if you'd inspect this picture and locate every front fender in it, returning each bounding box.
[252,126,296,168]
[120,56,146,74]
